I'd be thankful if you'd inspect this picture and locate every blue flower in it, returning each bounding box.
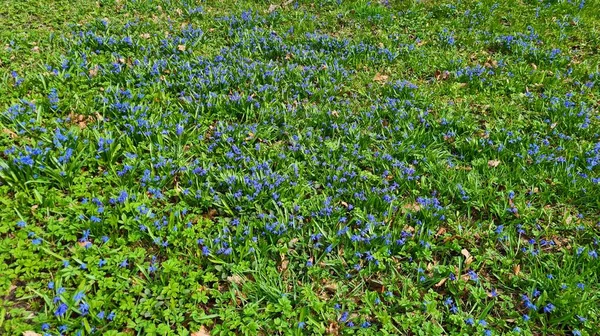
[54,303,68,317]
[73,291,85,302]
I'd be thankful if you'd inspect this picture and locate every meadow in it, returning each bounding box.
[1,0,599,335]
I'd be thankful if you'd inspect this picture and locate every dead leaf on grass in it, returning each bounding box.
[434,278,447,287]
[23,332,42,336]
[227,275,243,285]
[191,326,210,336]
[461,249,474,266]
[488,160,501,168]
[373,73,388,83]
[3,128,17,139]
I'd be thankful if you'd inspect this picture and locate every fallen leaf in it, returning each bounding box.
[191,326,210,336]
[140,33,151,39]
[488,160,501,168]
[89,67,99,77]
[23,332,42,336]
[2,128,17,139]
[326,322,340,335]
[434,278,447,287]
[403,203,421,212]
[227,275,243,285]
[177,44,186,51]
[279,253,289,272]
[513,264,521,276]
[323,282,337,292]
[373,73,388,83]
[461,249,473,266]
[331,110,339,117]
[434,69,449,80]
[436,227,447,236]
[268,4,278,13]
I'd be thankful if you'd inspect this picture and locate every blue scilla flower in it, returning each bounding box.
[48,89,59,109]
[54,303,68,317]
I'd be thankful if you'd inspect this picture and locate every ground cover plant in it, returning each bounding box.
[1,0,600,335]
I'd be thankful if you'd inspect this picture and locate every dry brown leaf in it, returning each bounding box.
[434,277,447,287]
[403,203,421,212]
[191,326,210,336]
[227,275,243,285]
[177,44,186,51]
[326,322,340,335]
[323,282,337,292]
[488,160,501,168]
[513,264,521,276]
[461,249,474,266]
[268,4,278,12]
[373,73,388,83]
[3,128,17,139]
[484,59,498,68]
[140,33,151,39]
[89,67,99,77]
[23,332,42,336]
[279,253,289,272]
[436,227,447,236]
[331,110,339,117]
[434,69,450,81]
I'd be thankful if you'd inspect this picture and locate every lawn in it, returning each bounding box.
[1,0,599,335]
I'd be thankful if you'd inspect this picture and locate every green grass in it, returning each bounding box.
[1,0,600,335]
